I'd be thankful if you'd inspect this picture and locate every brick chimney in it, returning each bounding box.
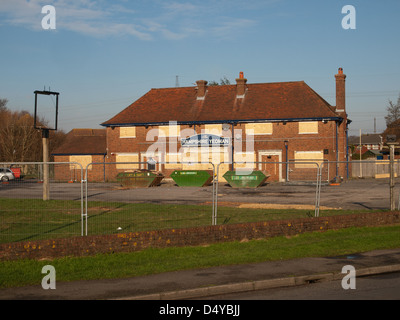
[236,72,247,98]
[335,67,346,113]
[196,80,208,100]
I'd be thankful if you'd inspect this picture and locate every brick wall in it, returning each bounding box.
[1,211,398,261]
[54,155,107,182]
[104,121,349,182]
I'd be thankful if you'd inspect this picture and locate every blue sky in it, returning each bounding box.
[1,0,399,136]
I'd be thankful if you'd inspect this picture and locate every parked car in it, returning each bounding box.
[0,168,15,181]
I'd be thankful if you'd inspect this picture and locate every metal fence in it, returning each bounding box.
[1,160,400,244]
[351,159,400,178]
[82,162,219,237]
[0,162,84,243]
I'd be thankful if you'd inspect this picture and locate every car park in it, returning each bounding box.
[0,168,15,182]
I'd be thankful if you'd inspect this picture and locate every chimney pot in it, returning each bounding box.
[196,80,208,100]
[236,72,247,98]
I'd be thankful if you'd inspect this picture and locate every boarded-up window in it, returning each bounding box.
[116,153,139,170]
[180,147,229,170]
[181,150,212,170]
[164,153,183,169]
[294,151,323,168]
[70,155,92,170]
[245,123,273,135]
[120,127,136,138]
[204,124,222,135]
[234,152,256,169]
[158,125,180,137]
[299,122,318,134]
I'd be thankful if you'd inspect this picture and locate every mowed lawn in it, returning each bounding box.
[0,198,380,244]
[1,224,400,288]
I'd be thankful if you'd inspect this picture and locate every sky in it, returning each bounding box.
[1,0,399,136]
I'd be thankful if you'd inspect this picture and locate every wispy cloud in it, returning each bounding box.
[0,0,260,41]
[0,0,151,39]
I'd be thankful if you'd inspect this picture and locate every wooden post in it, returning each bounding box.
[42,129,50,201]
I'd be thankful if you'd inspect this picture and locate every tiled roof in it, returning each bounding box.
[52,129,106,155]
[102,80,341,127]
[348,134,382,145]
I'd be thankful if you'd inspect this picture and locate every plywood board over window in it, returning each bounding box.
[164,153,183,169]
[203,124,222,135]
[70,155,92,170]
[294,151,323,168]
[115,153,139,170]
[299,121,318,134]
[120,127,136,138]
[158,125,180,137]
[234,152,256,169]
[245,123,273,135]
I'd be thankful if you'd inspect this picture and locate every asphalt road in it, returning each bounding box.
[1,178,399,211]
[205,272,400,300]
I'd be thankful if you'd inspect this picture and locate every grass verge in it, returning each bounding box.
[1,224,399,288]
[0,198,384,243]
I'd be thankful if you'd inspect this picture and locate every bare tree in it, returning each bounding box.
[385,93,400,126]
[0,98,8,112]
[208,76,231,86]
[0,98,66,162]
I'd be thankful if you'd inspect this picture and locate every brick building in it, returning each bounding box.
[54,68,351,183]
[52,129,107,181]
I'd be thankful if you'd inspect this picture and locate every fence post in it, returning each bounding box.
[314,163,322,217]
[214,163,220,226]
[211,163,216,226]
[388,143,398,211]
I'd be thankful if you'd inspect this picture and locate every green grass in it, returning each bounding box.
[0,198,383,243]
[1,224,400,288]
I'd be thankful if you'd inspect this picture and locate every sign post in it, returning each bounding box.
[34,89,59,201]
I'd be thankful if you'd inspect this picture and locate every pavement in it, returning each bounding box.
[1,248,400,300]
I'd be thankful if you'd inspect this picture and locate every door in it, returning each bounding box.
[258,150,282,182]
[261,155,280,182]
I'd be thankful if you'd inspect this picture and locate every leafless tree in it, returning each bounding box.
[385,93,400,126]
[0,99,66,162]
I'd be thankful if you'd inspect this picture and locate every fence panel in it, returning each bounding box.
[0,162,84,244]
[214,161,322,224]
[287,159,329,183]
[351,159,400,179]
[83,162,216,237]
[3,159,400,245]
[320,160,400,211]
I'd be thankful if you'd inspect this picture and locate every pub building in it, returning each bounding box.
[53,69,350,183]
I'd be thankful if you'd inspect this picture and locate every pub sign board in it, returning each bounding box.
[181,134,231,147]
